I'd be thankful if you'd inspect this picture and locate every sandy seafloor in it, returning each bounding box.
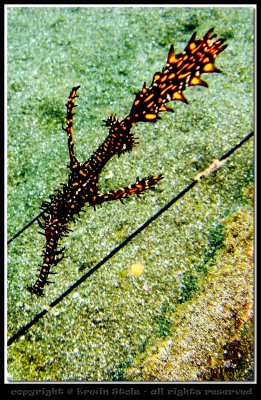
[7,6,254,382]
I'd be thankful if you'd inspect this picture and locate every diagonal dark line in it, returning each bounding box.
[7,131,254,346]
[7,211,44,245]
[7,180,197,347]
[219,131,254,161]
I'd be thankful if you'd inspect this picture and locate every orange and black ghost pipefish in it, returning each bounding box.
[28,28,227,296]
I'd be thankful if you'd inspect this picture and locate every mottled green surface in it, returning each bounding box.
[7,6,254,381]
[124,190,254,381]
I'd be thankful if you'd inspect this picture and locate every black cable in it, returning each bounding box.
[7,180,197,347]
[219,131,254,161]
[7,131,254,346]
[7,211,44,245]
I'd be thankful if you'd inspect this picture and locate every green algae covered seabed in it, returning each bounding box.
[7,6,254,381]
